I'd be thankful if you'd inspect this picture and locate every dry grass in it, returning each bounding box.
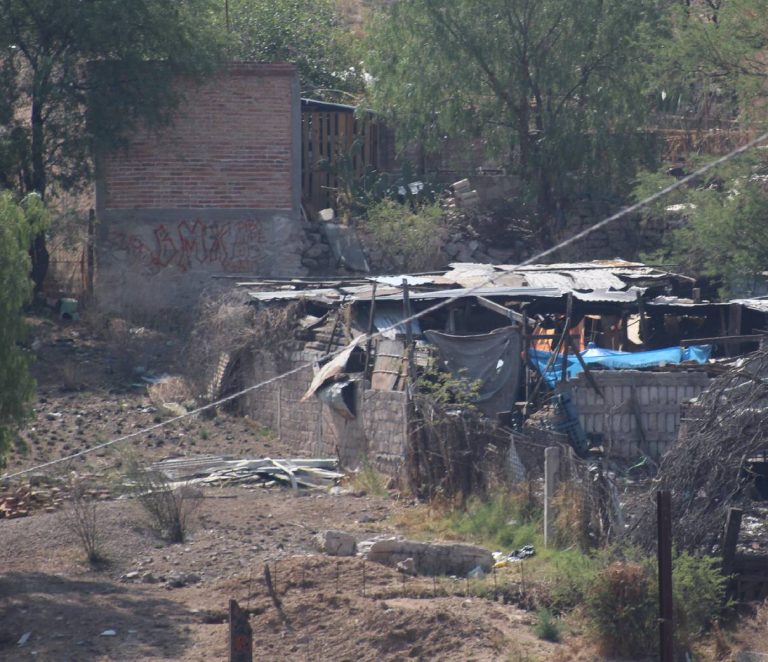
[147,377,193,409]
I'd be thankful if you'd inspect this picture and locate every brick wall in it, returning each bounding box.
[95,63,305,314]
[244,350,408,474]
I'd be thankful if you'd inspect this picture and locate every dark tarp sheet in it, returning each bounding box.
[424,326,522,418]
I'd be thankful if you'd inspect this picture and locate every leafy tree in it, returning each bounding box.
[653,0,768,124]
[0,0,227,290]
[364,0,661,239]
[0,191,47,467]
[634,153,768,296]
[225,0,363,100]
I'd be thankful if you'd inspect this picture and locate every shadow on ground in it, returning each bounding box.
[0,571,193,658]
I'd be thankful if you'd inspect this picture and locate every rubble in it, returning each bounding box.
[315,530,357,557]
[362,536,494,576]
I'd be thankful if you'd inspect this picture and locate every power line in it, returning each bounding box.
[3,130,767,482]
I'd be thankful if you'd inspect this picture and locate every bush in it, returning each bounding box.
[546,550,600,612]
[362,199,447,272]
[586,561,658,659]
[672,552,728,649]
[447,486,542,549]
[585,553,728,658]
[64,476,104,564]
[534,607,561,642]
[132,469,200,543]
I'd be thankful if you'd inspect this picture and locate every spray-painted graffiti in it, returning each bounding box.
[109,219,265,274]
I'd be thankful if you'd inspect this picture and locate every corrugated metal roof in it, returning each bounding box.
[732,298,768,313]
[369,287,562,302]
[571,290,640,303]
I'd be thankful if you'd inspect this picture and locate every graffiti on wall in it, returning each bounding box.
[109,219,265,274]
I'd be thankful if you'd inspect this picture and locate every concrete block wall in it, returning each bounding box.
[564,370,711,459]
[95,63,305,314]
[244,350,408,473]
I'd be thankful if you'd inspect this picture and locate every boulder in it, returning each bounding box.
[315,530,357,557]
[363,537,493,576]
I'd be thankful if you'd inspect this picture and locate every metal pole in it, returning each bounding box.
[657,490,674,662]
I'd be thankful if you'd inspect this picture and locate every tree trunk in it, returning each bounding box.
[29,93,48,294]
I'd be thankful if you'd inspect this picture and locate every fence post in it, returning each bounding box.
[657,490,674,662]
[228,599,252,662]
[543,446,560,547]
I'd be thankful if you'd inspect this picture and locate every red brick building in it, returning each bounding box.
[95,63,304,314]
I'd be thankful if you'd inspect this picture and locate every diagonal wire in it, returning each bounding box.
[3,130,767,482]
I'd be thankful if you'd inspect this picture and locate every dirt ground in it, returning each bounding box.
[0,316,567,661]
[1,315,767,661]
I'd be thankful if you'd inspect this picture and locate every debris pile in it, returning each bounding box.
[149,456,344,490]
[631,349,768,553]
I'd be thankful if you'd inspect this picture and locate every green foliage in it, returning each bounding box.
[0,0,227,196]
[365,0,661,234]
[635,155,768,296]
[651,0,768,125]
[585,560,658,659]
[584,553,728,658]
[533,608,561,643]
[226,0,363,100]
[445,488,541,550]
[0,191,47,466]
[415,363,482,412]
[545,550,601,612]
[363,199,446,272]
[672,552,729,649]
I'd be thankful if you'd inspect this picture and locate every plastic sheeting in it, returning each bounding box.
[424,326,522,417]
[529,342,713,387]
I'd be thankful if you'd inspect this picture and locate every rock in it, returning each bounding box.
[396,558,416,575]
[100,630,117,637]
[165,572,201,588]
[120,571,140,582]
[315,530,357,557]
[304,242,331,259]
[364,537,493,576]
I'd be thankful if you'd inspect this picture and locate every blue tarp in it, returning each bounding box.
[529,342,712,387]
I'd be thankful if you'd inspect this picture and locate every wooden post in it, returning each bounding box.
[364,282,377,385]
[543,446,560,547]
[402,279,416,383]
[657,490,674,662]
[561,294,572,383]
[229,599,252,662]
[721,507,743,577]
[522,310,530,411]
[276,385,282,441]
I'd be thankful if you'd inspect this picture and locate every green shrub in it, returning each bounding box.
[586,561,658,659]
[585,553,727,659]
[533,608,561,642]
[363,199,446,272]
[546,550,600,612]
[672,552,728,649]
[446,487,542,550]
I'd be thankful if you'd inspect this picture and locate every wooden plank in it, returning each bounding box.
[474,296,524,322]
[372,339,405,390]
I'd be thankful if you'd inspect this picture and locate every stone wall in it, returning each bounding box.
[563,370,712,460]
[95,63,305,314]
[244,350,408,473]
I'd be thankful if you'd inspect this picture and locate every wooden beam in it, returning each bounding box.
[474,296,524,323]
[680,334,764,346]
